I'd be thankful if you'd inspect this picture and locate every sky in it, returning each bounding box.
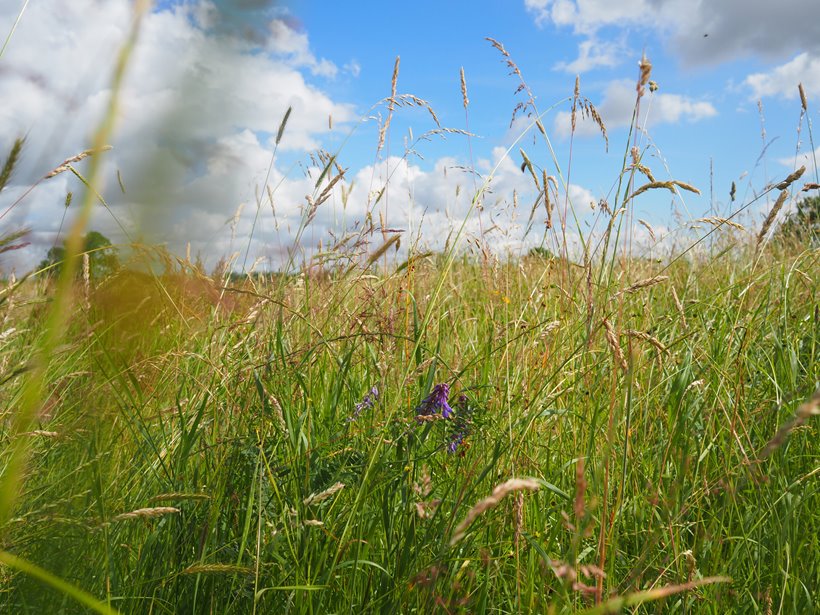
[0,0,818,272]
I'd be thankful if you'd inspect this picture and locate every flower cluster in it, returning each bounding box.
[348,385,379,422]
[415,384,472,454]
[415,383,453,420]
[447,394,472,454]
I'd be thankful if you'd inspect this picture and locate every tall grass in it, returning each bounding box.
[0,21,818,615]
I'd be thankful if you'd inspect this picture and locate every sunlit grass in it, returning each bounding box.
[0,241,816,613]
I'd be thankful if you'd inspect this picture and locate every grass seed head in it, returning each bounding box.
[113,507,179,522]
[304,481,345,506]
[460,67,469,109]
[799,83,808,111]
[602,318,628,373]
[450,478,540,545]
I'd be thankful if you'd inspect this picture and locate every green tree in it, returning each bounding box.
[38,231,119,279]
[775,194,819,246]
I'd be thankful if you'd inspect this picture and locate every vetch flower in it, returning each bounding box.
[448,432,465,454]
[415,383,453,420]
[348,385,379,422]
[447,393,472,454]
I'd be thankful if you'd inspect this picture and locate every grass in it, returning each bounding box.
[0,10,818,613]
[0,242,816,613]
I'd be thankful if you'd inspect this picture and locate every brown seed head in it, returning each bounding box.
[798,83,808,111]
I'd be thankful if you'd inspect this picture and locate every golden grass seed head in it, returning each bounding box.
[450,478,540,545]
[460,67,469,109]
[602,318,628,373]
[113,507,180,522]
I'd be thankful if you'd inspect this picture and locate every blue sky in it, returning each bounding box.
[0,0,817,271]
[296,0,815,197]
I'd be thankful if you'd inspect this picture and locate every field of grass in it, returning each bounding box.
[0,235,817,613]
[0,5,818,613]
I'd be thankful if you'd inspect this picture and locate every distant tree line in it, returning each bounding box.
[38,231,119,279]
[775,194,819,246]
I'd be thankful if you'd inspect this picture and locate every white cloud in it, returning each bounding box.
[524,0,820,68]
[344,61,362,78]
[553,78,717,138]
[554,37,625,73]
[777,147,820,182]
[525,0,648,34]
[745,53,820,101]
[568,183,596,209]
[0,1,356,271]
[267,18,339,77]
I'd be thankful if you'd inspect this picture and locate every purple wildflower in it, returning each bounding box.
[348,385,379,422]
[415,383,453,420]
[447,394,472,454]
[447,432,465,453]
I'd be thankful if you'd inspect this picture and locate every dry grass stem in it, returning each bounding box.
[574,458,586,523]
[628,180,700,201]
[637,54,652,96]
[571,76,580,132]
[684,379,705,396]
[757,189,790,247]
[148,493,210,503]
[376,56,400,154]
[775,165,806,190]
[82,253,90,310]
[624,329,668,353]
[602,318,628,373]
[594,577,732,612]
[44,146,113,179]
[696,217,745,231]
[758,389,819,460]
[671,286,687,329]
[513,491,524,549]
[633,163,656,182]
[543,171,554,229]
[450,478,540,545]
[519,149,540,191]
[315,168,346,208]
[182,564,254,575]
[638,219,656,242]
[113,507,179,522]
[619,275,669,296]
[303,481,345,506]
[460,67,469,109]
[269,395,287,431]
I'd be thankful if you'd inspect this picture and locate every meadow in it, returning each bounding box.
[0,7,818,614]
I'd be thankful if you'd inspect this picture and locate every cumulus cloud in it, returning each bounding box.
[552,78,716,138]
[267,18,339,77]
[525,0,820,66]
[0,0,624,273]
[554,37,625,73]
[745,53,820,101]
[0,0,355,271]
[777,147,820,181]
